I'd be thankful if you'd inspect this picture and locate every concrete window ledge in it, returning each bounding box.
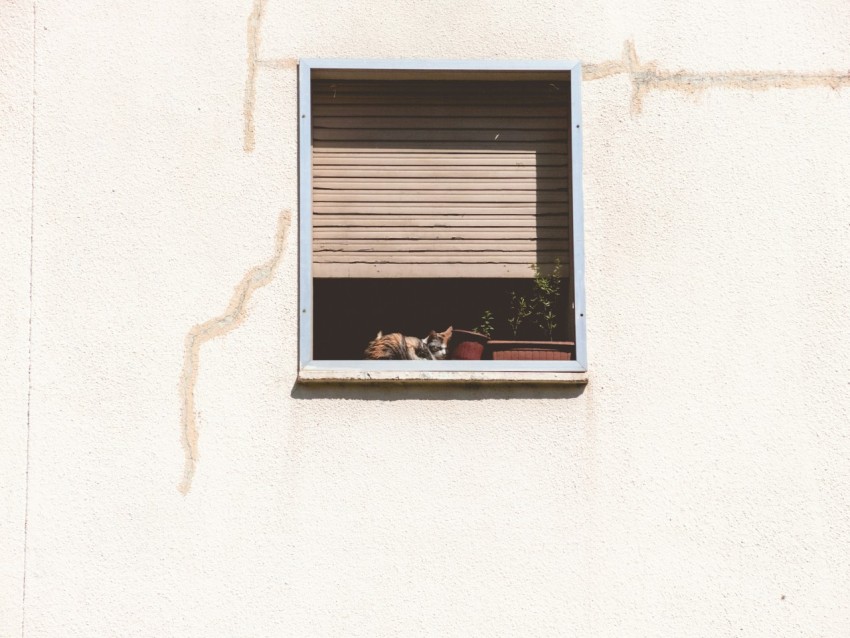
[297,369,589,384]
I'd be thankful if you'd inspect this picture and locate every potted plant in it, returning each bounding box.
[448,310,493,360]
[487,260,575,361]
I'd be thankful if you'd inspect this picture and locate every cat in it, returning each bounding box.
[364,326,453,360]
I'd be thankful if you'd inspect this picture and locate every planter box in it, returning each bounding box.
[448,329,489,360]
[487,340,575,361]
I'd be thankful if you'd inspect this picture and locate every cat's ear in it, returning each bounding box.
[445,326,453,335]
[376,331,383,338]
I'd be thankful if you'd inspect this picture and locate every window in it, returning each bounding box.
[298,60,586,381]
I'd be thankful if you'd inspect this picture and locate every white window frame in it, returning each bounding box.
[298,58,586,380]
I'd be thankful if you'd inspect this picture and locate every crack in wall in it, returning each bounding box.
[243,0,268,153]
[22,2,37,635]
[587,40,850,114]
[178,211,291,494]
[244,37,850,150]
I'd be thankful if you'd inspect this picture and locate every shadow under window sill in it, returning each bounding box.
[297,368,588,385]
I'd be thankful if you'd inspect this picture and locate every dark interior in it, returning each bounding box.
[313,278,572,360]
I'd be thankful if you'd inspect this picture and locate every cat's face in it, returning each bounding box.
[425,326,453,360]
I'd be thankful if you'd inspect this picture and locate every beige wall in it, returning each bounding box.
[2,0,850,635]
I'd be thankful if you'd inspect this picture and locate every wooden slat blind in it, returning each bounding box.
[312,78,571,278]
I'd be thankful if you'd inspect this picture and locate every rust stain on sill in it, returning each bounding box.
[243,0,268,153]
[178,211,291,494]
[586,40,850,114]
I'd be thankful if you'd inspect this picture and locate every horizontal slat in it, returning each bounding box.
[312,96,568,106]
[313,128,568,142]
[313,178,567,191]
[315,218,567,230]
[313,94,568,107]
[315,237,570,248]
[313,167,567,178]
[313,147,562,155]
[313,205,569,215]
[313,251,568,263]
[314,142,569,153]
[313,80,568,93]
[312,152,567,166]
[315,239,569,251]
[313,191,569,203]
[314,228,569,239]
[312,69,570,82]
[313,263,563,277]
[314,116,568,130]
[312,93,568,103]
[313,104,570,117]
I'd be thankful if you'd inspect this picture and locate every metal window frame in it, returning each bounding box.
[298,58,586,375]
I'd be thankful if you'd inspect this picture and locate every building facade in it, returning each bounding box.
[3,0,850,635]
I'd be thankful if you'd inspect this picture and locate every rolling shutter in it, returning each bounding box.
[311,76,571,278]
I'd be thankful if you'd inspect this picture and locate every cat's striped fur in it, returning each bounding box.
[364,326,453,360]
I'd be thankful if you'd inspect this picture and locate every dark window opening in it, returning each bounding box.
[314,278,573,360]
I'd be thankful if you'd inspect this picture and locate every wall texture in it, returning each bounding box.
[2,0,850,635]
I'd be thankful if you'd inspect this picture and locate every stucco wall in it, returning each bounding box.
[2,0,850,635]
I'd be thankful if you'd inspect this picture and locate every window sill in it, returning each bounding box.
[297,369,588,385]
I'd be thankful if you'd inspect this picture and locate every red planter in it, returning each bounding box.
[448,330,489,360]
[487,340,575,361]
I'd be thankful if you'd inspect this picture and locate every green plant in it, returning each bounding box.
[531,259,562,340]
[473,310,495,338]
[505,260,563,340]
[507,292,533,338]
